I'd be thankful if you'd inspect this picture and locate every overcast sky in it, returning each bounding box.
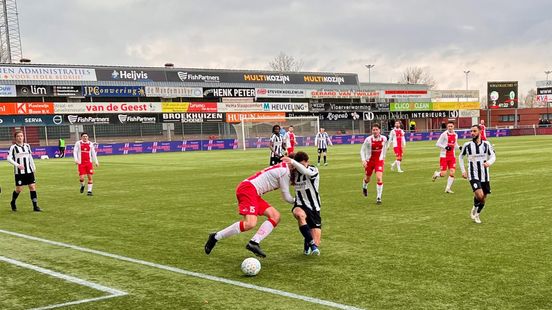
[18,0,552,96]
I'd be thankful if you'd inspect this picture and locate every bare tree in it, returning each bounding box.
[524,89,537,108]
[398,66,436,89]
[269,52,304,72]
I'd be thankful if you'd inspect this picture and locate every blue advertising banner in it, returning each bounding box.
[82,86,145,97]
[0,129,510,160]
[0,115,64,126]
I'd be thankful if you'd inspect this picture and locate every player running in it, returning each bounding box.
[283,125,296,155]
[459,125,496,224]
[204,162,295,258]
[314,128,332,166]
[7,131,41,212]
[269,125,284,165]
[282,152,321,256]
[388,120,406,173]
[432,121,460,193]
[360,123,388,204]
[73,133,99,196]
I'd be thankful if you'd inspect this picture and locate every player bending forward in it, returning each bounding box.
[360,123,388,204]
[283,152,321,256]
[74,133,99,196]
[205,162,295,258]
[459,125,496,224]
[388,120,406,172]
[432,121,460,193]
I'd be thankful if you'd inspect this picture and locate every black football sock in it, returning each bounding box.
[477,203,485,214]
[317,156,321,163]
[324,156,327,163]
[30,191,38,208]
[11,191,19,203]
[299,224,314,245]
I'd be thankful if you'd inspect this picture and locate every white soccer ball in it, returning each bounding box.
[241,257,261,276]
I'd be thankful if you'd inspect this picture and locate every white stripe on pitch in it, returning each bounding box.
[0,229,363,310]
[0,256,127,310]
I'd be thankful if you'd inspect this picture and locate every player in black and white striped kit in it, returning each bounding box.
[269,125,284,165]
[7,131,41,212]
[459,125,496,224]
[283,151,322,256]
[315,128,332,166]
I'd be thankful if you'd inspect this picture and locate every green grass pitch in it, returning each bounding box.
[0,135,551,309]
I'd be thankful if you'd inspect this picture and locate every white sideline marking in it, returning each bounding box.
[0,229,364,310]
[0,256,127,310]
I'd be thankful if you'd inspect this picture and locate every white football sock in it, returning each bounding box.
[215,222,241,241]
[87,183,93,192]
[396,161,401,170]
[251,220,275,244]
[362,181,368,189]
[376,183,383,199]
[446,176,454,190]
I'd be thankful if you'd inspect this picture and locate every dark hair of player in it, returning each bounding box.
[80,132,89,137]
[471,124,481,130]
[272,125,280,134]
[294,151,309,163]
[13,130,23,138]
[372,123,381,129]
[447,120,455,125]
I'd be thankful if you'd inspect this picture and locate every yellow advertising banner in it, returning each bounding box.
[161,102,190,113]
[432,102,480,111]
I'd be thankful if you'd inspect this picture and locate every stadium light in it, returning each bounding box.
[545,70,552,81]
[464,70,471,90]
[365,64,375,83]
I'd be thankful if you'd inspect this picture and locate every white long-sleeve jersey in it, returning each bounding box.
[289,159,321,211]
[360,135,388,162]
[435,131,460,158]
[73,140,99,165]
[246,163,294,204]
[388,128,406,148]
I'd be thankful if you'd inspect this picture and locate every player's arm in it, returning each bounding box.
[402,131,406,148]
[7,145,19,168]
[279,176,295,204]
[28,145,36,172]
[287,158,318,177]
[314,133,319,146]
[381,137,389,160]
[436,133,448,149]
[73,141,80,164]
[327,134,333,146]
[484,142,496,167]
[387,130,395,149]
[459,142,468,178]
[360,138,371,165]
[91,143,99,166]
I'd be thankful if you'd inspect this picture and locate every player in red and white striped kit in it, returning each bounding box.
[73,133,99,196]
[388,120,406,173]
[360,123,388,204]
[204,162,295,258]
[283,125,296,155]
[432,121,460,193]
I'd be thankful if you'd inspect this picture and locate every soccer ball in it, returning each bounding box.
[241,257,261,276]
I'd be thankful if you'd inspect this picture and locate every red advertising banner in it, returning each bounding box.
[188,102,218,112]
[0,102,54,115]
[225,112,286,123]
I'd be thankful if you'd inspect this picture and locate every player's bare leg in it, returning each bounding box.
[79,175,85,193]
[86,175,94,196]
[445,169,455,194]
[247,207,280,258]
[205,215,257,255]
[362,174,370,197]
[375,171,383,204]
[473,189,486,224]
[293,207,318,255]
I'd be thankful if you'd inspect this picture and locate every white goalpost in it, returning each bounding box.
[235,116,320,151]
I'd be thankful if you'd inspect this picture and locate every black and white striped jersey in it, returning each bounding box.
[270,134,284,157]
[291,161,321,211]
[315,132,331,149]
[459,140,496,182]
[7,143,36,175]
